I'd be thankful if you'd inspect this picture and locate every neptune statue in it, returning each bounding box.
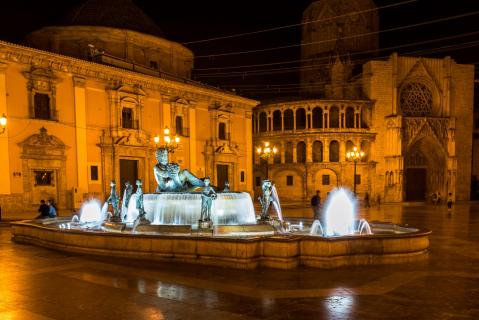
[154,147,204,192]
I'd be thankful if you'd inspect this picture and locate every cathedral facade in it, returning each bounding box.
[0,1,257,213]
[253,0,474,202]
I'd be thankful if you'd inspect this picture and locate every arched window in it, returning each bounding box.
[400,82,433,117]
[329,140,339,162]
[273,110,282,131]
[175,116,183,136]
[329,106,339,128]
[312,107,323,128]
[285,142,293,163]
[122,107,134,129]
[284,109,294,130]
[218,122,226,140]
[252,117,255,133]
[274,148,281,164]
[297,141,306,163]
[361,140,370,161]
[259,112,267,132]
[296,108,306,130]
[312,141,323,162]
[346,107,355,128]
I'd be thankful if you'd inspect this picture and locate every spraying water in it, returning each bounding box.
[271,185,283,221]
[78,199,108,224]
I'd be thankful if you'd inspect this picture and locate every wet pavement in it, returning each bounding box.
[1,202,479,319]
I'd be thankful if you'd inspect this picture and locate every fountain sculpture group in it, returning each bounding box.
[10,146,431,270]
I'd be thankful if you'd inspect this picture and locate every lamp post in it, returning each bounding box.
[346,146,365,195]
[0,113,6,134]
[161,126,180,153]
[256,141,277,179]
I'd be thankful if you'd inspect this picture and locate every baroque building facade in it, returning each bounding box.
[254,0,474,203]
[0,1,257,213]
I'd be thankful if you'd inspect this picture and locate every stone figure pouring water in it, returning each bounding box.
[107,180,121,221]
[259,179,275,220]
[200,177,217,223]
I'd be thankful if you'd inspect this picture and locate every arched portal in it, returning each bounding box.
[404,136,446,201]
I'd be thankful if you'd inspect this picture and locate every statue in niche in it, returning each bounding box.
[106,180,121,222]
[258,179,274,220]
[200,177,217,223]
[153,147,204,192]
[121,181,133,221]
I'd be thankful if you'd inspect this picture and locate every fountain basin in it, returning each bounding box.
[11,219,430,269]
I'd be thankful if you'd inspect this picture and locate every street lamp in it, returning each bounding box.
[0,113,6,134]
[161,126,180,153]
[346,146,365,195]
[256,141,278,179]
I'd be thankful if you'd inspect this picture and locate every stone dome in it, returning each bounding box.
[62,0,164,37]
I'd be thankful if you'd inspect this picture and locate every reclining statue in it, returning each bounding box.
[154,147,205,192]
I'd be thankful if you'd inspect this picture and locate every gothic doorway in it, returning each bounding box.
[405,168,427,201]
[120,159,138,195]
[404,136,446,202]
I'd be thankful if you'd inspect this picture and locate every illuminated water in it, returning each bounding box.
[76,199,108,224]
[310,188,373,237]
[125,192,256,225]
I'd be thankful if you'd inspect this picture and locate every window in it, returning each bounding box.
[346,107,355,128]
[312,107,323,128]
[240,171,245,183]
[274,150,281,164]
[176,116,184,136]
[150,61,158,69]
[286,175,293,186]
[283,109,294,130]
[255,176,261,187]
[355,174,361,185]
[329,106,340,128]
[122,108,134,129]
[322,175,330,185]
[90,166,99,181]
[34,93,51,120]
[219,122,227,140]
[34,170,54,186]
[296,108,306,129]
[329,140,339,162]
[400,82,433,117]
[273,110,282,131]
[297,141,306,163]
[259,112,267,132]
[313,141,323,162]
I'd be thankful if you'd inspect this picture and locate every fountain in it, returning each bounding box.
[11,148,430,270]
[309,188,372,237]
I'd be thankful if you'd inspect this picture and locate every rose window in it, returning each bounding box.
[400,82,433,117]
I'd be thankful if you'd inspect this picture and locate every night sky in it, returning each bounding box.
[0,0,478,99]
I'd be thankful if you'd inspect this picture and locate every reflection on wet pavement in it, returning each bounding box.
[1,202,479,319]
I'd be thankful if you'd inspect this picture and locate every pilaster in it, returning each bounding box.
[73,76,88,192]
[0,62,10,194]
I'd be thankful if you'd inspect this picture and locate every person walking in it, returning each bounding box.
[36,200,49,219]
[310,190,321,220]
[47,200,57,218]
[364,192,370,208]
[447,192,453,215]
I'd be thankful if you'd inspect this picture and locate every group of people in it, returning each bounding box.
[432,191,454,211]
[36,199,57,218]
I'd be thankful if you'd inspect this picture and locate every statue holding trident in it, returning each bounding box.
[107,180,121,222]
[199,177,217,228]
[154,147,205,192]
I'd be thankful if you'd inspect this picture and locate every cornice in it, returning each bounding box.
[0,40,259,110]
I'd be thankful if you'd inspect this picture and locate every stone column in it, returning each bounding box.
[293,143,297,163]
[339,140,346,162]
[73,76,88,192]
[306,139,313,162]
[281,141,285,164]
[189,105,197,173]
[324,139,330,162]
[0,63,10,194]
[281,111,284,132]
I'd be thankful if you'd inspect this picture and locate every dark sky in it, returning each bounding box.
[0,0,478,99]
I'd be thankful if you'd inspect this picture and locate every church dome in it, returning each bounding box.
[62,0,164,37]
